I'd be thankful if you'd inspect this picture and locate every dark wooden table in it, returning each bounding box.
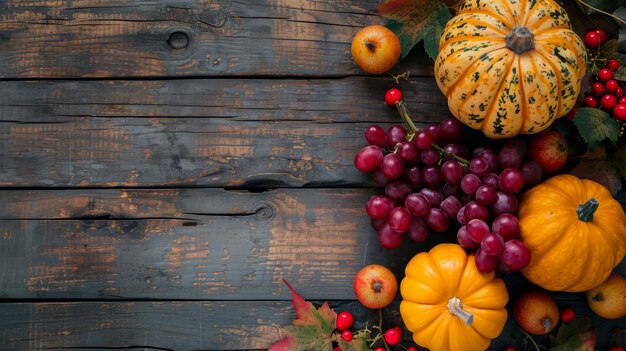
[0,1,623,350]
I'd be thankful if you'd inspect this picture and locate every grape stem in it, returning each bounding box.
[395,100,470,165]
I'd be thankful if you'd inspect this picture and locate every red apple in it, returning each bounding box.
[353,264,398,309]
[351,25,401,74]
[586,272,626,319]
[513,289,560,335]
[526,129,568,175]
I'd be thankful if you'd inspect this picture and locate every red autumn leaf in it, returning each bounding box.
[268,279,337,351]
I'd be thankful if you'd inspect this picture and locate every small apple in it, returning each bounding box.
[513,289,560,335]
[353,264,398,309]
[351,25,401,74]
[526,129,568,175]
[586,272,626,319]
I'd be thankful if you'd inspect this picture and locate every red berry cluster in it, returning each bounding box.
[583,59,626,121]
[583,28,608,49]
[334,311,419,350]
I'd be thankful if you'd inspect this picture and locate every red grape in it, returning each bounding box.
[475,184,497,205]
[491,191,518,214]
[469,157,489,176]
[365,125,387,148]
[386,124,407,149]
[457,225,479,249]
[474,248,499,273]
[520,160,542,187]
[466,218,490,243]
[439,117,464,143]
[407,216,429,242]
[461,174,481,194]
[385,180,412,204]
[497,138,526,168]
[481,173,499,189]
[440,195,462,218]
[371,218,385,230]
[498,168,524,193]
[481,233,504,255]
[420,148,440,165]
[398,141,420,164]
[377,223,404,249]
[422,165,443,189]
[419,188,444,207]
[425,208,450,232]
[414,131,433,150]
[491,213,520,241]
[464,201,489,221]
[456,205,468,225]
[499,239,531,270]
[405,193,430,217]
[443,143,469,159]
[365,195,395,219]
[388,207,411,233]
[381,153,405,180]
[405,166,422,188]
[372,170,391,187]
[426,124,441,142]
[442,159,464,184]
[354,145,383,173]
[442,182,460,197]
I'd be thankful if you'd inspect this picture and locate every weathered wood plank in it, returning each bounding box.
[0,0,432,79]
[0,188,444,300]
[0,300,622,350]
[0,77,449,187]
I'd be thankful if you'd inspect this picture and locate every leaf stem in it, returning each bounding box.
[575,0,626,25]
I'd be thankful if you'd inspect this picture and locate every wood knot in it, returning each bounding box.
[255,205,274,220]
[167,31,189,50]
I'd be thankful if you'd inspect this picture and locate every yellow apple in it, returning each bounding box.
[587,272,626,319]
[353,264,398,309]
[351,25,401,74]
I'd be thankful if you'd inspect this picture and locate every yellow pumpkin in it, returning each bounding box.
[434,0,587,139]
[518,174,626,292]
[400,244,508,351]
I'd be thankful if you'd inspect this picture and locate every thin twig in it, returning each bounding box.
[575,0,626,25]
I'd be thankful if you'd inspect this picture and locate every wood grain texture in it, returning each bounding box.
[0,300,623,350]
[0,188,440,300]
[0,77,450,187]
[0,0,432,79]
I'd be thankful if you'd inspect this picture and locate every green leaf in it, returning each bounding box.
[376,0,451,60]
[268,280,337,351]
[336,337,371,351]
[572,107,621,149]
[551,318,595,351]
[609,140,626,179]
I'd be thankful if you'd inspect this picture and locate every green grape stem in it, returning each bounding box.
[394,101,470,166]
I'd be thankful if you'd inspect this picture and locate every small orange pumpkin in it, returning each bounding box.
[400,244,508,351]
[518,174,626,292]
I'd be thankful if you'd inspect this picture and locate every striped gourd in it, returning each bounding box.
[434,0,587,139]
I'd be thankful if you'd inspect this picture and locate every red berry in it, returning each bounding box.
[616,87,624,99]
[385,88,403,106]
[601,94,618,110]
[609,347,625,351]
[596,28,608,43]
[384,328,402,345]
[614,104,626,121]
[605,79,619,93]
[583,95,598,108]
[333,347,342,351]
[591,82,605,96]
[373,348,386,351]
[607,59,620,71]
[505,347,517,351]
[560,307,575,323]
[598,68,614,82]
[407,347,419,351]
[336,311,354,331]
[620,97,626,105]
[584,31,601,48]
[341,330,352,342]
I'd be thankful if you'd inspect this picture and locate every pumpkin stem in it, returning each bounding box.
[447,297,473,325]
[576,198,599,222]
[505,27,535,54]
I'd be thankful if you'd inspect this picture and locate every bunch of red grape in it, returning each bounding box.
[354,89,534,274]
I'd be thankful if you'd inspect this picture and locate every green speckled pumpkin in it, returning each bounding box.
[434,0,587,139]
